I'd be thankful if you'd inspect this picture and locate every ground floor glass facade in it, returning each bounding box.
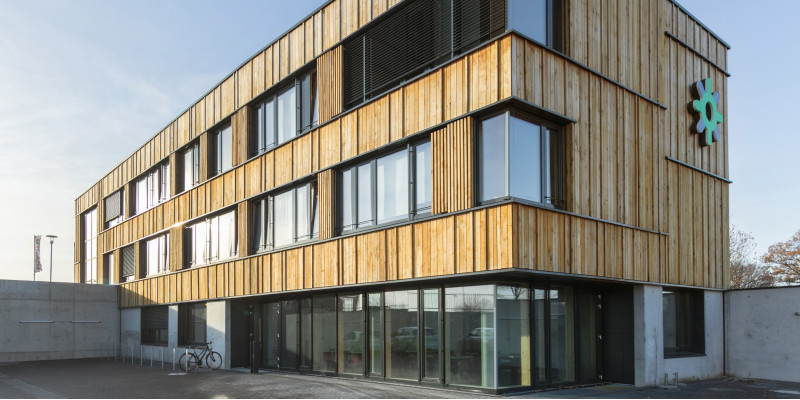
[249,280,602,391]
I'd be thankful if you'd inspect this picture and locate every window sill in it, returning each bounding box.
[664,352,706,359]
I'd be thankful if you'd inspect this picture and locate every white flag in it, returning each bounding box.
[34,235,42,273]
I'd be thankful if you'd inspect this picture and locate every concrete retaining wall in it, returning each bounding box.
[0,280,119,362]
[725,286,800,383]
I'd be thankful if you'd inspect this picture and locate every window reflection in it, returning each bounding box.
[385,290,419,381]
[368,293,383,376]
[313,295,337,372]
[445,285,495,388]
[423,289,440,380]
[338,293,364,375]
[497,285,530,388]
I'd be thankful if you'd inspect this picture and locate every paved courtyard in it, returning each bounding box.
[1,359,799,398]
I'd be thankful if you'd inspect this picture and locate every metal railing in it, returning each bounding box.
[105,344,199,372]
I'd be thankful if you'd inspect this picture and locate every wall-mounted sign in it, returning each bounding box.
[690,78,723,147]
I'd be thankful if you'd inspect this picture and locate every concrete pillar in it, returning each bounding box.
[168,305,179,348]
[206,300,231,369]
[633,284,664,387]
[120,308,141,348]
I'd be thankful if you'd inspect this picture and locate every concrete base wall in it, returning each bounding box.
[633,286,723,386]
[725,287,800,383]
[120,300,230,368]
[0,280,119,362]
[663,291,724,382]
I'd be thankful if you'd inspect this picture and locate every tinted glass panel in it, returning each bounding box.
[415,142,432,213]
[338,293,364,375]
[274,190,293,247]
[296,184,310,241]
[385,289,419,381]
[357,164,372,227]
[480,114,506,201]
[220,125,232,173]
[277,86,297,144]
[550,286,575,384]
[497,285,530,388]
[313,295,337,372]
[423,289,440,380]
[445,285,495,388]
[342,169,353,231]
[509,117,542,202]
[282,300,299,369]
[300,298,313,369]
[368,293,383,376]
[577,291,598,381]
[377,150,409,224]
[533,288,547,384]
[509,0,548,44]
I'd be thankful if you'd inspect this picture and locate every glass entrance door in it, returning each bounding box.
[263,302,280,368]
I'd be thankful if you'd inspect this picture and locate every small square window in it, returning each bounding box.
[663,289,705,357]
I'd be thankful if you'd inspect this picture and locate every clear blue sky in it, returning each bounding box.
[0,0,795,282]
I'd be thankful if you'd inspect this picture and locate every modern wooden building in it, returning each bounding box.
[75,0,730,390]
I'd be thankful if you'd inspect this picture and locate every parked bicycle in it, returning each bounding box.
[179,342,222,372]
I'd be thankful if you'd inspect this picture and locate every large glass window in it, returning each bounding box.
[385,289,419,381]
[178,302,206,346]
[82,208,98,284]
[368,293,384,377]
[182,142,201,192]
[141,306,168,345]
[508,0,563,51]
[445,285,495,388]
[211,123,233,177]
[312,295,337,372]
[253,181,319,252]
[549,286,575,384]
[263,302,281,368]
[145,234,169,276]
[282,299,300,369]
[134,162,170,215]
[663,289,705,356]
[479,112,560,206]
[422,289,441,381]
[300,298,313,369]
[253,70,317,156]
[338,293,364,375]
[185,209,236,267]
[340,141,430,233]
[497,285,531,388]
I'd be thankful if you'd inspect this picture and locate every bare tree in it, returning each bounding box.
[730,226,774,289]
[764,229,800,284]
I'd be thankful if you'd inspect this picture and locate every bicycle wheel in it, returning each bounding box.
[179,353,200,372]
[206,351,223,370]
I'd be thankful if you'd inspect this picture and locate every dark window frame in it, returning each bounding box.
[663,289,705,357]
[180,141,201,193]
[477,108,565,209]
[252,179,320,253]
[252,68,318,157]
[141,305,169,346]
[184,208,238,268]
[133,161,170,215]
[178,302,207,346]
[210,121,233,177]
[103,189,125,229]
[337,138,432,234]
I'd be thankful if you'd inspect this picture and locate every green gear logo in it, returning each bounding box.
[690,78,723,147]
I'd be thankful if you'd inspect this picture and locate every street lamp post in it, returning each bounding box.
[46,235,57,282]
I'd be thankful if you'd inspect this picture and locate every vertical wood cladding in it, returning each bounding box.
[318,169,336,240]
[318,46,343,123]
[432,117,474,214]
[119,203,673,308]
[83,0,731,294]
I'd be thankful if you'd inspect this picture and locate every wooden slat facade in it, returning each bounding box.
[75,0,730,305]
[431,117,474,214]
